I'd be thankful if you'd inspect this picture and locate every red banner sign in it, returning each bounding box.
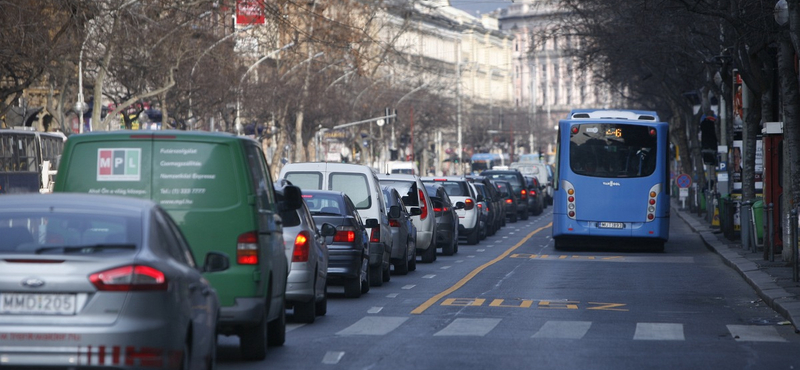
[236,0,266,25]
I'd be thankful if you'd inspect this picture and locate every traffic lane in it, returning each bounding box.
[214,216,547,367]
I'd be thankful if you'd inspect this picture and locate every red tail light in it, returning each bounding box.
[418,189,428,220]
[521,189,527,200]
[464,198,475,210]
[237,231,259,265]
[292,231,310,262]
[433,207,443,212]
[89,265,167,291]
[389,219,400,227]
[369,227,380,242]
[333,226,356,243]
[505,198,513,204]
[477,203,483,209]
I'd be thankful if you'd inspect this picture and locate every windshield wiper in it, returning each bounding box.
[34,244,137,254]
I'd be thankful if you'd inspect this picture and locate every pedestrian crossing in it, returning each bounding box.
[320,316,789,342]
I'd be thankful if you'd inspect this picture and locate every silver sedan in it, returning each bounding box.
[0,193,229,369]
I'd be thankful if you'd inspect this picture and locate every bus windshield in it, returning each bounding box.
[569,123,657,178]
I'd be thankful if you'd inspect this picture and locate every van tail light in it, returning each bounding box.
[292,231,310,262]
[464,198,475,211]
[521,189,527,200]
[418,189,429,220]
[369,227,380,242]
[237,231,259,265]
[389,219,400,227]
[333,226,356,243]
[89,265,167,291]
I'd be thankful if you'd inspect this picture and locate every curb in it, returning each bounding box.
[674,206,800,331]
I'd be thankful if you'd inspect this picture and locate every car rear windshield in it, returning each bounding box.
[303,193,345,215]
[0,212,142,254]
[379,180,419,206]
[483,172,522,186]
[425,180,469,197]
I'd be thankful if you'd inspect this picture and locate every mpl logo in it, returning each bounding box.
[97,148,141,181]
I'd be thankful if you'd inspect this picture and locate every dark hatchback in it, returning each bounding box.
[302,189,371,298]
[424,183,460,256]
[523,175,544,216]
[467,175,504,236]
[492,180,519,223]
[481,169,529,221]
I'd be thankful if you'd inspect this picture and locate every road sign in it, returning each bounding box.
[676,173,692,189]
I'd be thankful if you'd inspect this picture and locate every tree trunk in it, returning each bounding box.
[91,44,114,131]
[742,89,761,202]
[779,31,800,261]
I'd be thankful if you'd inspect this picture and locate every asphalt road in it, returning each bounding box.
[217,208,800,369]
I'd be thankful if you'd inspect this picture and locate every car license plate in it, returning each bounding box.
[0,293,77,315]
[598,222,624,229]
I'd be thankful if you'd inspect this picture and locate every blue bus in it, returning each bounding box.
[552,109,669,251]
[470,152,508,173]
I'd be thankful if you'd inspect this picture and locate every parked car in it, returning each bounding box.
[275,180,335,324]
[303,189,371,298]
[481,169,530,221]
[421,176,481,245]
[424,183,461,256]
[280,162,392,287]
[493,179,519,223]
[53,130,291,360]
[0,193,229,369]
[377,174,437,264]
[523,175,545,216]
[466,175,504,236]
[381,186,418,275]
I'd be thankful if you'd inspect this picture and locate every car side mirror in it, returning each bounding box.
[454,202,466,210]
[365,218,379,228]
[320,222,336,237]
[389,205,402,219]
[279,185,304,211]
[203,251,230,273]
[409,207,422,216]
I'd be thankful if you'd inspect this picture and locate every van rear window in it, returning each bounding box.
[284,172,323,190]
[329,173,371,209]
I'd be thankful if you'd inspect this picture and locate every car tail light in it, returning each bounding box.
[418,189,429,220]
[237,231,259,265]
[333,226,356,243]
[389,219,400,227]
[464,198,475,211]
[521,189,527,200]
[530,189,537,196]
[369,227,380,242]
[433,207,443,212]
[505,198,513,204]
[564,180,576,220]
[89,265,167,291]
[477,203,483,209]
[292,231,311,262]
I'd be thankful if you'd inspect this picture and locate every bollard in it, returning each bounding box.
[766,203,774,262]
[741,201,753,252]
[792,209,798,282]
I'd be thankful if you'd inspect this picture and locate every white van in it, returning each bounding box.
[386,161,418,175]
[509,161,553,205]
[280,162,393,286]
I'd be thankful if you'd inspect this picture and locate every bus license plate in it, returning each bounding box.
[598,222,624,229]
[0,293,77,315]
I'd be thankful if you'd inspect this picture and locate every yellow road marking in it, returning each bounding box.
[410,222,552,315]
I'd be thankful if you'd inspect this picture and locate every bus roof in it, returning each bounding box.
[568,109,659,121]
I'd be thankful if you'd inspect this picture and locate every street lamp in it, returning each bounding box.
[235,42,294,135]
[74,32,91,134]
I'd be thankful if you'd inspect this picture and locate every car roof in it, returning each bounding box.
[377,173,419,181]
[420,176,469,182]
[0,193,155,213]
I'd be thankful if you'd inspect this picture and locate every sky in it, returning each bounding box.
[448,0,515,15]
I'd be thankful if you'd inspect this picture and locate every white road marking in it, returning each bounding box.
[532,321,592,339]
[337,317,408,336]
[440,266,452,270]
[286,323,305,333]
[477,249,485,252]
[423,274,436,279]
[401,285,415,290]
[367,307,383,314]
[434,318,501,336]
[322,351,345,365]
[727,325,787,342]
[634,323,685,341]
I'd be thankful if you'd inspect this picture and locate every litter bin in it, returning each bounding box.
[720,196,741,241]
[752,200,764,247]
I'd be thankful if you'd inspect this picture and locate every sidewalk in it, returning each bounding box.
[674,201,800,330]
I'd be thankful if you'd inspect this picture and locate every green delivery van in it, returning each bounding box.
[53,130,293,361]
